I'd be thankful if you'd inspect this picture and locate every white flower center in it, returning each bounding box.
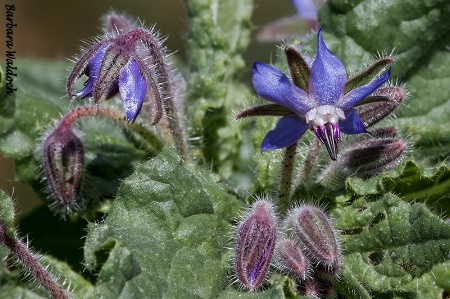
[304,105,345,128]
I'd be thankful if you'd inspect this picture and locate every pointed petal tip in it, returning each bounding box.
[126,112,136,123]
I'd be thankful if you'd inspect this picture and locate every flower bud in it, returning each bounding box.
[274,238,310,280]
[299,276,336,299]
[339,137,406,178]
[356,86,405,128]
[101,10,137,34]
[287,205,340,273]
[42,124,84,216]
[234,199,278,291]
[298,278,320,298]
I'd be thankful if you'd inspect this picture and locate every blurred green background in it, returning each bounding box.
[0,0,304,219]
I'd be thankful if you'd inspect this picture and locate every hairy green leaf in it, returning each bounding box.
[335,194,450,293]
[84,147,243,298]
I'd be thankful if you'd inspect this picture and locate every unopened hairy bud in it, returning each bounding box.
[286,205,341,274]
[42,123,84,216]
[234,199,278,291]
[339,137,407,178]
[274,238,310,280]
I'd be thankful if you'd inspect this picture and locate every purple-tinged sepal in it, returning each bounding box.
[101,10,137,34]
[285,45,310,92]
[345,57,393,93]
[234,199,278,291]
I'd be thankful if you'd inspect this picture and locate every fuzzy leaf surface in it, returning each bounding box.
[84,147,244,298]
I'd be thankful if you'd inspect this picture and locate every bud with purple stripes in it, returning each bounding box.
[234,199,278,291]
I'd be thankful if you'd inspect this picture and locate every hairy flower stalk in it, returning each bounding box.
[278,143,298,212]
[236,27,393,161]
[234,199,278,291]
[67,11,190,160]
[42,106,162,216]
[0,224,70,299]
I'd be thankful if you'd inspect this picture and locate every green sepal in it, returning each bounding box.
[285,46,311,92]
[345,57,393,93]
[236,104,295,120]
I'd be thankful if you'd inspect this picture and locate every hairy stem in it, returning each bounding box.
[60,105,164,153]
[294,138,321,190]
[162,91,191,161]
[0,224,70,299]
[278,143,298,214]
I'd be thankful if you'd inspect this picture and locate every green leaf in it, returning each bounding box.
[335,194,450,293]
[84,147,243,298]
[319,0,450,78]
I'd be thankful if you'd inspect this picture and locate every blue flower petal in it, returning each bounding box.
[119,59,147,123]
[338,68,391,110]
[339,109,366,135]
[309,27,347,106]
[261,116,309,153]
[291,0,317,20]
[252,62,313,115]
[74,46,108,98]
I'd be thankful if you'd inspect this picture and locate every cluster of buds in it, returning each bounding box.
[233,199,340,297]
[67,11,170,125]
[41,12,191,217]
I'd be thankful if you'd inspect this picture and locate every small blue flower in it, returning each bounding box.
[239,27,391,160]
[67,12,171,125]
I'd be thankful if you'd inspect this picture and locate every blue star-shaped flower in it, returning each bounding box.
[239,28,391,160]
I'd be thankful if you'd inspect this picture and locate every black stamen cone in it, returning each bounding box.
[322,123,338,161]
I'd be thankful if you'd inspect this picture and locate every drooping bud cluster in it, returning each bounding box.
[233,200,340,297]
[67,11,190,160]
[66,11,171,125]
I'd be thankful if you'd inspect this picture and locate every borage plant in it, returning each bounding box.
[0,1,449,299]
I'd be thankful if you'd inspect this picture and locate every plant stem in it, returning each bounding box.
[278,143,298,214]
[0,224,70,299]
[60,105,164,153]
[294,138,321,191]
